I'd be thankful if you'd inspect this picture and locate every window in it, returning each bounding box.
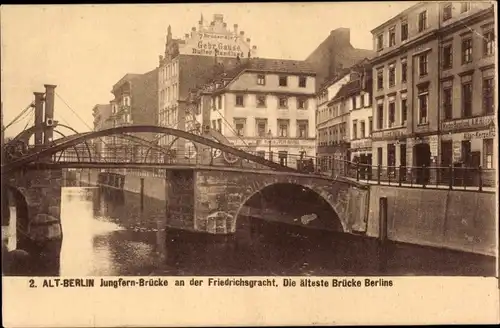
[377,103,384,129]
[401,59,407,83]
[257,74,266,85]
[297,120,309,138]
[257,151,266,158]
[377,69,384,89]
[483,30,495,56]
[401,98,407,124]
[299,76,307,88]
[256,119,267,137]
[462,81,472,117]
[279,76,288,87]
[419,54,428,76]
[443,4,452,21]
[256,95,266,108]
[389,27,396,46]
[297,98,307,109]
[352,120,358,139]
[217,96,222,109]
[368,117,373,135]
[278,119,289,137]
[443,87,453,120]
[484,139,494,169]
[212,120,216,130]
[217,119,222,132]
[235,95,244,107]
[278,96,288,109]
[462,38,472,64]
[388,65,396,87]
[483,78,494,114]
[234,119,246,136]
[418,11,427,32]
[352,96,357,109]
[418,86,428,124]
[401,20,408,41]
[388,102,395,127]
[377,147,383,167]
[360,121,366,138]
[461,2,470,13]
[377,34,384,51]
[443,44,453,69]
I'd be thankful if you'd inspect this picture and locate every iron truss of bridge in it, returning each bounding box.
[2,123,319,175]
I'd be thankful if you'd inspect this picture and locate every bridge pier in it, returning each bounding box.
[9,168,63,260]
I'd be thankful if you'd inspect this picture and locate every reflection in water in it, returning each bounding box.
[5,186,496,276]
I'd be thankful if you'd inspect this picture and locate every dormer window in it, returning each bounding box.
[257,74,266,85]
[279,76,288,87]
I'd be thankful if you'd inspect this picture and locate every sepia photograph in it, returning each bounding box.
[1,1,497,283]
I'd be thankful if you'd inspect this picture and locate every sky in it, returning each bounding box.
[1,2,417,138]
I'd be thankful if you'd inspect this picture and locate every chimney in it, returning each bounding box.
[33,92,45,146]
[43,84,56,144]
[233,24,238,35]
[240,31,245,36]
[246,38,251,43]
[191,27,196,37]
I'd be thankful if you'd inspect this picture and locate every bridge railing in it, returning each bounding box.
[52,147,320,171]
[320,161,496,192]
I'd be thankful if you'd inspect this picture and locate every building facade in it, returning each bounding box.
[92,104,112,157]
[316,61,372,175]
[157,14,257,153]
[370,1,495,184]
[107,69,158,161]
[190,57,317,168]
[305,28,375,91]
[438,2,496,185]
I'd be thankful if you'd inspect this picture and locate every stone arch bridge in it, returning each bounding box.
[2,124,369,252]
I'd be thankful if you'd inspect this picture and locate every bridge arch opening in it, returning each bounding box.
[235,182,343,232]
[3,186,30,251]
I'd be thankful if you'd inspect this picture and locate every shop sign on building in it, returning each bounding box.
[441,115,495,132]
[351,139,372,149]
[371,127,406,141]
[463,130,495,140]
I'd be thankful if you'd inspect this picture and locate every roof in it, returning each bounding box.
[370,2,425,34]
[111,73,142,92]
[329,74,372,105]
[186,57,315,100]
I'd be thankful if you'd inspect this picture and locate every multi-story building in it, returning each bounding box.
[306,28,374,92]
[157,14,257,153]
[438,2,495,183]
[316,60,372,174]
[108,68,158,161]
[91,104,112,157]
[370,1,495,184]
[189,57,317,168]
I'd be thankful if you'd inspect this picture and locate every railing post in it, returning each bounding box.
[356,163,360,181]
[398,165,402,186]
[377,164,381,185]
[422,164,426,188]
[449,164,453,190]
[140,177,145,212]
[478,166,483,192]
[379,197,388,243]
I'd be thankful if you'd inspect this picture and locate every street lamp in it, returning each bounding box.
[267,129,273,161]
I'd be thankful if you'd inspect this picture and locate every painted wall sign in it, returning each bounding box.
[179,30,252,58]
[441,115,495,132]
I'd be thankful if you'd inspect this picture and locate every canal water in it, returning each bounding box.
[4,185,496,276]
